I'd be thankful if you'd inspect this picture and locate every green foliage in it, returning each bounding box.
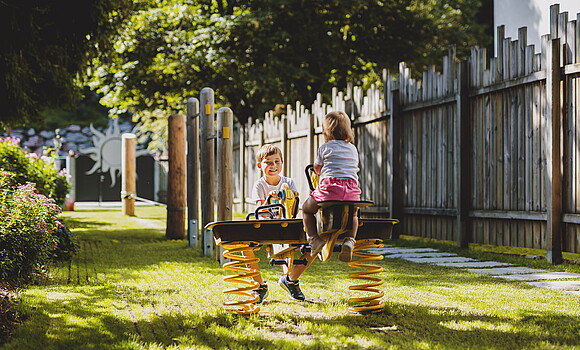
[0,137,70,205]
[89,0,491,130]
[40,88,112,130]
[0,0,134,128]
[0,176,63,283]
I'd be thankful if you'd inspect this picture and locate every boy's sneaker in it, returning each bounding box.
[308,236,325,257]
[278,275,305,301]
[252,283,269,304]
[338,238,356,262]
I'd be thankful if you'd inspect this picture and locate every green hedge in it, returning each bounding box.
[0,137,70,205]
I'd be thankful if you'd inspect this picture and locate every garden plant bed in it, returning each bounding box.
[0,282,20,345]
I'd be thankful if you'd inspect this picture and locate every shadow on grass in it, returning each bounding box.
[178,304,580,349]
[60,218,108,230]
[4,285,134,349]
[7,288,580,350]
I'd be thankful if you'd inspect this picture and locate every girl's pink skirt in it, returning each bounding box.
[310,177,361,202]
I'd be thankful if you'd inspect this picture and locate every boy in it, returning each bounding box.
[247,144,317,303]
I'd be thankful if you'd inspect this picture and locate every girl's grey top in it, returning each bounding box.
[251,175,298,202]
[315,140,359,182]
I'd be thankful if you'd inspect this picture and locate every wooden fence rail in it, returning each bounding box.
[224,4,580,261]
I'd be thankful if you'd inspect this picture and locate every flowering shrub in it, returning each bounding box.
[0,137,70,205]
[0,172,75,283]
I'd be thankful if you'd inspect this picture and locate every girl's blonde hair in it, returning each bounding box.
[322,111,354,143]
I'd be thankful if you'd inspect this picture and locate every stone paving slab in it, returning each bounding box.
[497,272,580,281]
[433,261,513,268]
[385,252,458,259]
[364,247,439,255]
[466,266,545,275]
[404,256,475,264]
[527,280,580,290]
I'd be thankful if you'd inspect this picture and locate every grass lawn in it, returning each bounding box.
[2,206,580,349]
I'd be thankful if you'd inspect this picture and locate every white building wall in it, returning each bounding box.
[494,0,580,55]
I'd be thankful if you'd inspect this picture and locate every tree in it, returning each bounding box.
[90,0,491,129]
[0,0,132,129]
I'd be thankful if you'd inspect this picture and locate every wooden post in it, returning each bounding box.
[200,88,215,256]
[456,61,471,249]
[64,152,76,211]
[186,98,200,248]
[281,114,288,175]
[545,37,563,264]
[166,114,187,240]
[217,107,233,264]
[308,111,315,164]
[239,124,246,213]
[389,87,403,238]
[121,133,136,216]
[217,107,233,221]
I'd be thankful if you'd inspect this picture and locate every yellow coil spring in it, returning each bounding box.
[347,238,385,314]
[221,241,261,315]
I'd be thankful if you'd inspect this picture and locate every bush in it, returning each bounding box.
[0,173,66,283]
[0,137,70,205]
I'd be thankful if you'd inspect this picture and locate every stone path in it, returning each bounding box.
[365,246,580,295]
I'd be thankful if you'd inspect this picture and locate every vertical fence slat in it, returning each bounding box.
[545,37,563,263]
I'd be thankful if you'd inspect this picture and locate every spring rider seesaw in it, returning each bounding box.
[205,166,398,315]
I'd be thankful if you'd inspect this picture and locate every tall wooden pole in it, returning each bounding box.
[186,98,200,247]
[389,87,403,239]
[121,133,136,216]
[166,114,187,240]
[217,107,233,222]
[545,37,563,264]
[456,60,471,249]
[239,125,246,213]
[217,107,233,264]
[200,88,215,256]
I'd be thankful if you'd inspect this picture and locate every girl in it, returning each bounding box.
[302,111,361,262]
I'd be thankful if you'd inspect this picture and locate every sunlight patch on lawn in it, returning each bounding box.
[439,319,517,332]
[44,292,85,300]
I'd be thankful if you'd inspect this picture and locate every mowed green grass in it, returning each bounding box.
[3,207,580,349]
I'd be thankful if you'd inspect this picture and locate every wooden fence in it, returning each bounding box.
[227,4,580,259]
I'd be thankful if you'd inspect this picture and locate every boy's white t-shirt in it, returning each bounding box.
[251,175,298,202]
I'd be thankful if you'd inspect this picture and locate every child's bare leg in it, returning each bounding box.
[339,211,358,262]
[301,197,319,239]
[302,197,325,255]
[345,213,359,239]
[241,250,265,284]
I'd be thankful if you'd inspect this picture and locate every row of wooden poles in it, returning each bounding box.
[119,88,230,257]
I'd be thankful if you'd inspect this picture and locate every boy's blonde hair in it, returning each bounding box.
[322,111,354,143]
[255,144,283,163]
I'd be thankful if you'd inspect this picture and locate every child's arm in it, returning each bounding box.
[313,163,322,175]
